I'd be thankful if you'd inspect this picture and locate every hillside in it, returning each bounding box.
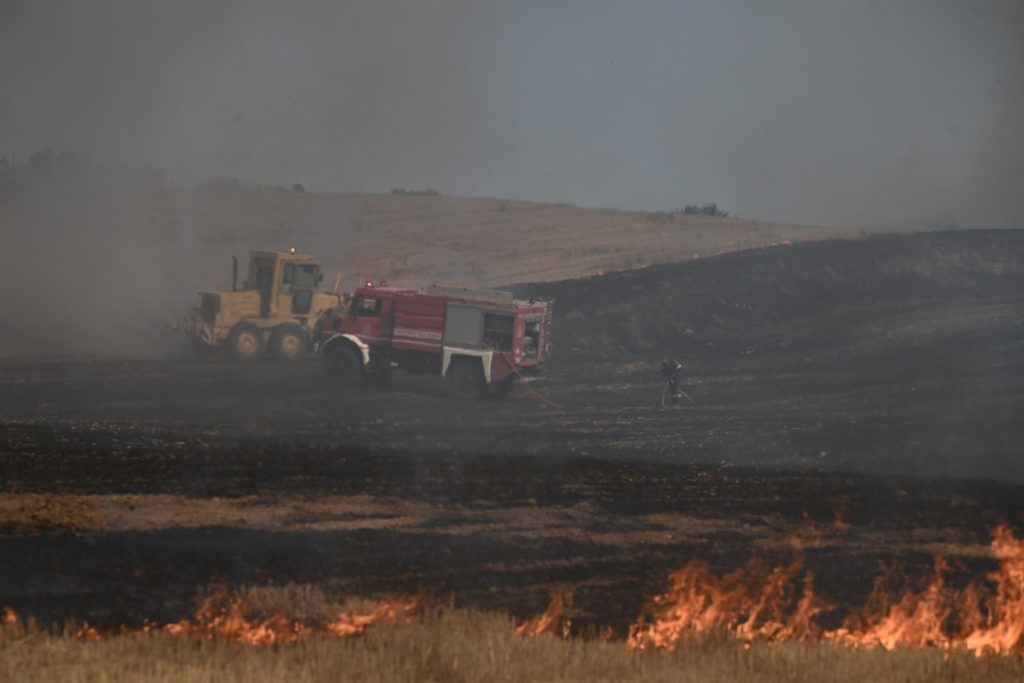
[189,185,843,288]
[521,229,1024,360]
[0,155,844,353]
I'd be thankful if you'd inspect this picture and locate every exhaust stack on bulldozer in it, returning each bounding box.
[171,248,342,361]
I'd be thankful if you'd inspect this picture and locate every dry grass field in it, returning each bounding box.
[1,156,848,355]
[190,186,843,288]
[4,606,1022,683]
[1,153,843,290]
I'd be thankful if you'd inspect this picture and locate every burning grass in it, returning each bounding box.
[63,586,423,647]
[4,526,1024,680]
[629,524,1024,656]
[514,588,573,638]
[2,610,1022,683]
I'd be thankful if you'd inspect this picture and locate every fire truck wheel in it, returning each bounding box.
[269,324,306,361]
[448,361,488,400]
[324,345,362,385]
[492,376,516,399]
[228,322,264,362]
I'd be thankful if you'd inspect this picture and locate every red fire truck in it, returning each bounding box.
[316,282,553,398]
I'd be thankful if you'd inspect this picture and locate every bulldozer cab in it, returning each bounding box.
[246,250,324,319]
[175,246,341,361]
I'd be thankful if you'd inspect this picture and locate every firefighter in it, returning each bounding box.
[660,356,684,405]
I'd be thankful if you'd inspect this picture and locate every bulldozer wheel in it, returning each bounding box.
[448,361,487,400]
[228,322,264,362]
[269,324,306,361]
[324,345,362,385]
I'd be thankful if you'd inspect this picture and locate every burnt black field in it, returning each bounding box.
[1,229,1022,632]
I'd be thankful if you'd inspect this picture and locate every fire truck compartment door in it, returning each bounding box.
[443,304,483,348]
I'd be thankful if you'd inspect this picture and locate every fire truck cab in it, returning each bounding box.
[317,282,552,399]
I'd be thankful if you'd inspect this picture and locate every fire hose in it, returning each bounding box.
[497,354,695,411]
[498,352,565,410]
[661,383,694,408]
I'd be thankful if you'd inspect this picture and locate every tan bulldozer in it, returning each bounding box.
[172,249,342,361]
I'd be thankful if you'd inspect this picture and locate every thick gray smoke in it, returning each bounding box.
[1,0,1022,229]
[0,0,1022,354]
[0,153,213,354]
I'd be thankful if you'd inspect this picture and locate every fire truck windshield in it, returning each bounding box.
[353,295,380,317]
[522,319,541,359]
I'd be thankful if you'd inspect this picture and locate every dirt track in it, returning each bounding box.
[2,230,1023,632]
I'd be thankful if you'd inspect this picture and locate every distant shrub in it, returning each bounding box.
[292,183,305,193]
[646,203,729,222]
[1,149,90,189]
[390,187,440,196]
[682,202,729,217]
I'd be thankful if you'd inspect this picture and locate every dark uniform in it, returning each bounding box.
[660,357,683,404]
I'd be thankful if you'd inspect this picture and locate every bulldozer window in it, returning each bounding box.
[354,295,380,317]
[282,263,318,289]
[292,289,312,314]
[293,265,318,288]
[252,258,275,316]
[254,262,274,290]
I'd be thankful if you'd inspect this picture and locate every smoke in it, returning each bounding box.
[0,152,212,354]
[0,1,1022,354]
[0,0,1021,229]
[0,0,494,195]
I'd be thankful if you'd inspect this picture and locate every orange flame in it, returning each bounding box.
[629,525,1024,657]
[324,597,423,639]
[627,554,828,650]
[516,589,572,638]
[1,595,421,646]
[163,593,422,645]
[831,525,1024,656]
[961,525,1024,655]
[0,594,421,647]
[3,526,1021,658]
[163,593,313,645]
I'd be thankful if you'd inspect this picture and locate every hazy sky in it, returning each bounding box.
[2,0,1022,229]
